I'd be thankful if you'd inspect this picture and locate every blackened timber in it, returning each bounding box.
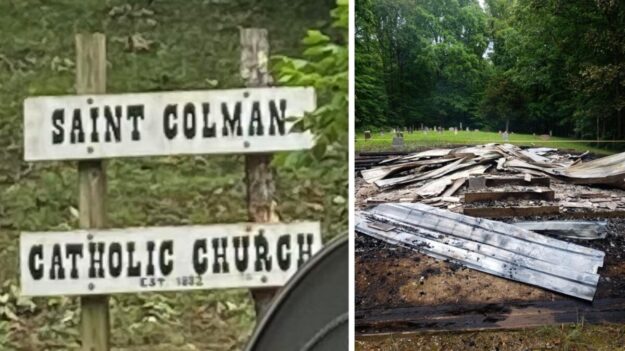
[464,206,560,218]
[464,190,555,203]
[483,176,550,187]
[355,298,625,335]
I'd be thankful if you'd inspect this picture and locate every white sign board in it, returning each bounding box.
[20,222,321,296]
[24,87,316,161]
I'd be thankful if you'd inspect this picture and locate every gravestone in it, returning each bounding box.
[392,133,404,150]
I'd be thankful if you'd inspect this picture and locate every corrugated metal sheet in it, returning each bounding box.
[514,220,608,240]
[356,203,605,301]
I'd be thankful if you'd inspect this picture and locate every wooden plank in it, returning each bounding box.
[562,201,593,208]
[564,210,625,219]
[23,87,315,161]
[484,176,550,187]
[240,28,279,318]
[464,206,560,218]
[376,153,500,188]
[415,165,489,198]
[20,222,322,296]
[76,32,109,351]
[361,158,458,183]
[355,298,625,335]
[464,190,555,203]
[442,177,466,197]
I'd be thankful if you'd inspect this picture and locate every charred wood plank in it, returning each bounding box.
[355,298,625,335]
[464,190,555,203]
[463,206,560,218]
[484,176,550,187]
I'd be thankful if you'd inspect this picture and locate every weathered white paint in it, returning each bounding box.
[20,222,321,296]
[24,87,315,161]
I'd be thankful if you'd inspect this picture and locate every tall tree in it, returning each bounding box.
[356,0,490,130]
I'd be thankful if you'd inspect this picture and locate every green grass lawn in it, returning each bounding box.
[356,130,619,155]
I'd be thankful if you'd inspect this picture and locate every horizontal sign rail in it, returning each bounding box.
[20,222,321,296]
[24,87,316,161]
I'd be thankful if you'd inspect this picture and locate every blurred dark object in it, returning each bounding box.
[245,234,348,351]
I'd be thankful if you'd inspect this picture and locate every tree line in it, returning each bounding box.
[356,0,625,143]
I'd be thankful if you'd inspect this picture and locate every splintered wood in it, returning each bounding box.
[359,144,625,215]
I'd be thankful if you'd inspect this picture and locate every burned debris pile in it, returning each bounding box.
[356,144,625,301]
[360,144,625,214]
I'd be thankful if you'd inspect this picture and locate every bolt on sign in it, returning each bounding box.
[20,222,321,296]
[23,87,315,161]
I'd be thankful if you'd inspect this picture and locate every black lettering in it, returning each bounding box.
[233,236,249,272]
[88,242,105,278]
[193,239,208,274]
[89,107,99,142]
[127,105,145,141]
[104,106,122,142]
[248,101,264,136]
[202,103,216,137]
[28,245,44,280]
[221,102,243,136]
[159,240,173,276]
[277,235,291,271]
[146,241,155,276]
[297,233,314,267]
[127,242,141,277]
[52,109,65,144]
[212,237,229,273]
[65,244,83,279]
[49,244,65,279]
[183,103,196,139]
[163,104,177,139]
[70,109,85,143]
[254,230,272,271]
[269,99,286,136]
[108,242,123,277]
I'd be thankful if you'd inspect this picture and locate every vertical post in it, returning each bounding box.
[76,33,110,351]
[240,28,279,319]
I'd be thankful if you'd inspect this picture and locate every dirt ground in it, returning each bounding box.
[355,324,625,351]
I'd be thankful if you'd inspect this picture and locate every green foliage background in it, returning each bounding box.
[356,0,625,150]
[0,0,347,349]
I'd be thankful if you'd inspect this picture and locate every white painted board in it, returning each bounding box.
[20,222,321,296]
[24,87,315,161]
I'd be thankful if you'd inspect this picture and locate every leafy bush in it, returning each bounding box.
[272,0,348,169]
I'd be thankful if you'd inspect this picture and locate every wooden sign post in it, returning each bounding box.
[75,33,109,351]
[240,28,279,318]
[21,30,320,351]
